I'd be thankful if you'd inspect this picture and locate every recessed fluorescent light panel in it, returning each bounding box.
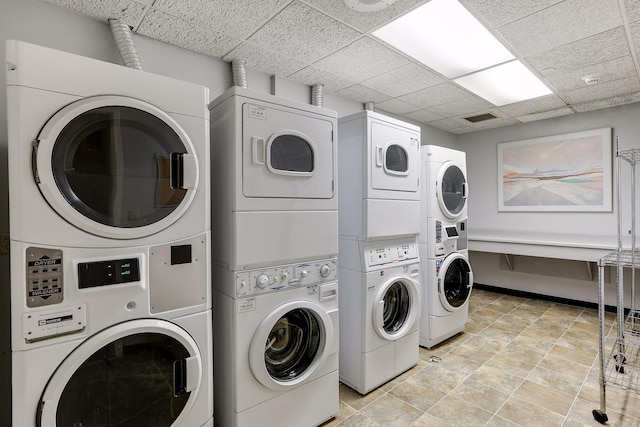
[454,60,552,106]
[372,0,514,78]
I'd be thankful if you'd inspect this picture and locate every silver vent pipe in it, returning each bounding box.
[231,58,248,88]
[311,83,324,107]
[364,101,375,111]
[109,19,143,70]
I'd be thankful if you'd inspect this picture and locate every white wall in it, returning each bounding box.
[458,102,640,305]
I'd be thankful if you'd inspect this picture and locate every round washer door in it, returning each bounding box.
[372,276,420,341]
[249,300,333,391]
[437,253,473,312]
[38,319,203,427]
[436,161,468,219]
[34,95,200,239]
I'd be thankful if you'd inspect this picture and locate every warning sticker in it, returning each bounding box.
[237,297,256,313]
[248,105,266,120]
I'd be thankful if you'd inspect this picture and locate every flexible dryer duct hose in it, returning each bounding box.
[109,19,143,70]
[311,84,324,107]
[232,58,248,88]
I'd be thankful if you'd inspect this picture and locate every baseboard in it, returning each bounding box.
[473,283,618,313]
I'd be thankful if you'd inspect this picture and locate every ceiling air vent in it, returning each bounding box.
[464,113,498,123]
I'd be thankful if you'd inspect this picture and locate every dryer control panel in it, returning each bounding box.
[235,258,337,297]
[366,242,418,268]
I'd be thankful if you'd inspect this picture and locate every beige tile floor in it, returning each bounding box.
[322,288,640,426]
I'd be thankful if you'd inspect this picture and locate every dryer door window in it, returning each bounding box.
[438,253,473,311]
[38,320,203,427]
[370,121,419,193]
[269,133,314,173]
[34,96,199,239]
[437,162,467,219]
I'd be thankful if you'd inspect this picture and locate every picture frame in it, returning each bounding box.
[497,127,612,212]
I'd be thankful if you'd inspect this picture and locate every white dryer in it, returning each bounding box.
[213,259,339,427]
[11,240,213,427]
[6,40,209,248]
[338,238,420,394]
[338,110,421,240]
[6,41,212,426]
[208,87,337,269]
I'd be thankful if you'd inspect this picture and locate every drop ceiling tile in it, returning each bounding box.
[398,83,473,109]
[624,0,640,23]
[375,98,420,115]
[153,0,291,39]
[561,76,640,104]
[247,2,361,64]
[138,9,242,57]
[223,42,307,78]
[288,66,355,93]
[497,0,622,56]
[335,84,390,105]
[302,0,427,32]
[40,0,146,25]
[405,109,444,123]
[526,27,629,74]
[517,107,574,122]
[360,63,444,97]
[542,56,636,92]
[572,92,640,112]
[468,117,518,130]
[497,94,566,116]
[312,37,410,83]
[427,117,474,133]
[461,0,563,28]
[428,95,493,118]
[628,20,640,51]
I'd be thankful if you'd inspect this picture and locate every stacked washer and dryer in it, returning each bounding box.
[338,110,422,394]
[208,86,339,427]
[418,145,474,349]
[7,41,213,426]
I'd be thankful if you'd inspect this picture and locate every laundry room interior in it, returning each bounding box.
[1,0,640,426]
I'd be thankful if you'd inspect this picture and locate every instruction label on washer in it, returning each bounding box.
[23,304,85,343]
[237,297,256,313]
[248,105,266,120]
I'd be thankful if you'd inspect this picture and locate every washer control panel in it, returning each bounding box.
[366,242,418,268]
[26,247,64,307]
[235,258,337,297]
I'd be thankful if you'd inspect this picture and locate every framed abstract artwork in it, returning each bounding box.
[497,128,612,212]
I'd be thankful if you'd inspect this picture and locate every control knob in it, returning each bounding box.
[320,264,332,278]
[256,274,269,289]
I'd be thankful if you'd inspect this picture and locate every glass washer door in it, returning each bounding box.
[249,300,333,390]
[372,276,419,341]
[437,253,473,312]
[436,161,468,219]
[38,319,202,427]
[34,95,199,239]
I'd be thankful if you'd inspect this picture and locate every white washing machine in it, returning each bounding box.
[208,87,338,269]
[10,239,213,427]
[338,238,420,394]
[213,258,339,427]
[6,40,209,248]
[6,41,212,426]
[419,218,473,348]
[338,110,421,240]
